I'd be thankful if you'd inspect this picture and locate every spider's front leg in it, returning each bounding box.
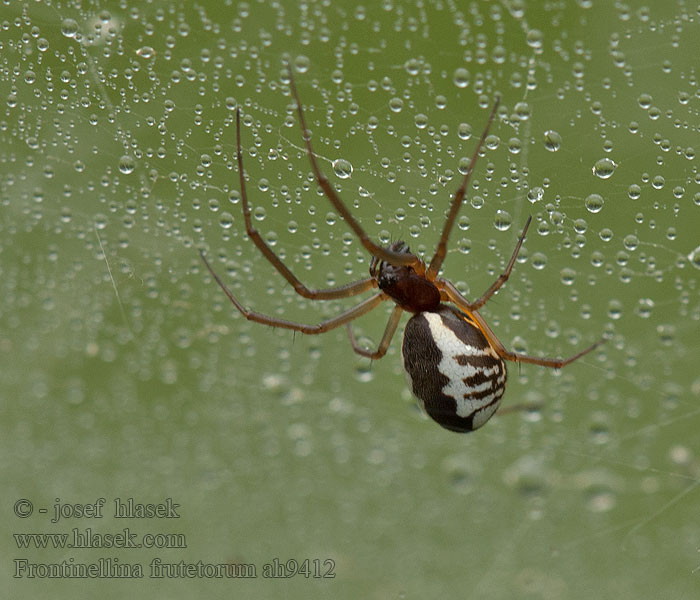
[233,107,377,301]
[286,65,426,274]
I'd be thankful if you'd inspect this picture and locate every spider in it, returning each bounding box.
[200,67,604,433]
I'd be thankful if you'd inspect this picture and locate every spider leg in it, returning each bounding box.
[234,108,377,300]
[201,250,387,333]
[444,215,532,310]
[435,279,478,311]
[440,282,604,368]
[426,97,501,280]
[346,305,403,359]
[287,65,426,274]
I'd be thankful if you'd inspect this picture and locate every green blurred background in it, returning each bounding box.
[2,1,699,598]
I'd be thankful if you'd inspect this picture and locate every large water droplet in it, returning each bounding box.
[293,55,310,73]
[453,67,470,89]
[118,155,136,175]
[332,158,353,179]
[544,130,562,152]
[584,193,604,213]
[526,29,544,50]
[494,210,512,231]
[527,187,544,204]
[61,18,79,38]
[592,157,617,179]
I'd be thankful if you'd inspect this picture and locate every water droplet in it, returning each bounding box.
[531,252,547,270]
[389,97,403,113]
[607,299,623,320]
[332,158,353,179]
[61,207,73,223]
[219,212,234,229]
[592,158,617,179]
[118,155,136,175]
[94,214,108,230]
[513,102,531,121]
[507,137,522,154]
[656,324,675,346]
[635,298,654,318]
[688,245,700,270]
[587,412,610,443]
[584,193,604,213]
[527,187,544,204]
[61,18,79,38]
[484,134,500,150]
[293,56,310,73]
[453,67,470,89]
[457,238,471,255]
[470,195,484,210]
[623,234,639,251]
[526,29,544,50]
[404,58,420,76]
[494,210,512,231]
[265,230,278,246]
[414,113,429,129]
[457,123,472,141]
[638,93,653,109]
[573,218,588,234]
[492,46,506,64]
[560,267,576,285]
[136,46,155,59]
[544,130,562,152]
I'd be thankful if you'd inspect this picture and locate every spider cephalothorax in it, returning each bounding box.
[370,242,441,313]
[200,65,604,433]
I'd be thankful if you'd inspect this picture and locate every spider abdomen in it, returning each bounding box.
[401,304,507,433]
